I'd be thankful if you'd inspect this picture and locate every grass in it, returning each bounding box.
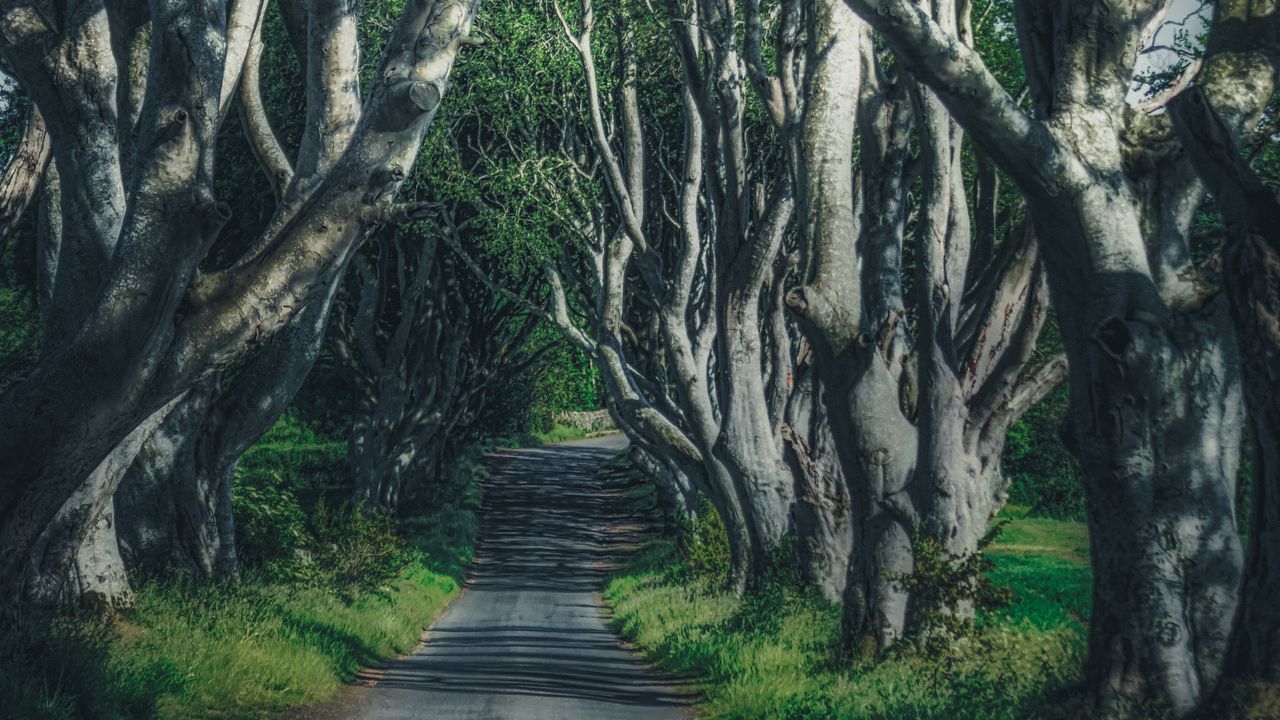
[604,503,1093,719]
[530,423,593,444]
[0,564,460,720]
[0,416,489,720]
[0,412,602,719]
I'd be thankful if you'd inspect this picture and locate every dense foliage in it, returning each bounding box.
[1,0,1278,717]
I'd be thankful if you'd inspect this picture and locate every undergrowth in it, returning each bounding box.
[604,500,1092,719]
[530,422,593,444]
[0,413,492,720]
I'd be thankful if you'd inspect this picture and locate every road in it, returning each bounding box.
[306,435,697,720]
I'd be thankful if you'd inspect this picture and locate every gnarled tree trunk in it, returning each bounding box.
[0,0,481,610]
[1169,82,1280,680]
[840,0,1265,711]
[784,365,852,603]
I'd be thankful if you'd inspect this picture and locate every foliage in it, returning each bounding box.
[886,524,1012,657]
[530,423,592,444]
[605,506,1091,719]
[680,496,732,585]
[1003,386,1086,521]
[231,473,311,571]
[524,327,602,432]
[231,412,346,570]
[411,0,602,275]
[296,500,415,598]
[475,322,604,437]
[0,286,39,394]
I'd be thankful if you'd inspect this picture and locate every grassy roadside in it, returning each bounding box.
[0,418,500,720]
[529,422,623,445]
[530,424,593,444]
[603,489,1092,720]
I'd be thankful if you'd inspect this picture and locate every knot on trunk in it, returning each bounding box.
[409,81,441,112]
[1094,316,1133,361]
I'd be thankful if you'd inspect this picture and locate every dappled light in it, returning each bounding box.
[0,0,1278,718]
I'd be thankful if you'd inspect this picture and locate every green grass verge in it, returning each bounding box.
[530,423,593,444]
[0,420,489,720]
[604,506,1092,719]
[0,549,464,720]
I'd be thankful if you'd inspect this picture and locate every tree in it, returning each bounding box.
[548,0,803,590]
[839,0,1270,713]
[0,104,49,256]
[420,0,712,530]
[0,0,480,609]
[785,0,1062,651]
[336,224,540,512]
[1166,8,1280,677]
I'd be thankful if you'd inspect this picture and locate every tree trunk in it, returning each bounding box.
[714,294,796,579]
[1067,302,1244,716]
[0,105,51,254]
[23,396,183,609]
[784,366,852,603]
[834,358,918,653]
[350,405,406,508]
[1229,231,1280,675]
[630,445,699,525]
[1167,84,1280,680]
[116,268,342,578]
[115,379,238,579]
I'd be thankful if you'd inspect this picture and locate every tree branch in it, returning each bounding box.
[219,0,269,122]
[1168,85,1280,254]
[238,12,294,202]
[842,0,1060,196]
[1005,353,1068,422]
[291,0,364,195]
[0,105,50,258]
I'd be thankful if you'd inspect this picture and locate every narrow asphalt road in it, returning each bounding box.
[313,435,697,720]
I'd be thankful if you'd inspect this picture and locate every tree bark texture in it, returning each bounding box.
[1169,82,1280,680]
[0,0,481,609]
[839,0,1265,712]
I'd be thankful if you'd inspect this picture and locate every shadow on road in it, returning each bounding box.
[341,436,698,719]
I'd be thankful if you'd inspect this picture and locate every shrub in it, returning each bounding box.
[0,287,39,394]
[1004,385,1086,521]
[295,499,415,598]
[231,410,347,575]
[886,524,1012,655]
[681,496,731,584]
[231,470,310,572]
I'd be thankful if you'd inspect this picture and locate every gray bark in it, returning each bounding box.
[115,380,233,579]
[24,396,183,609]
[0,105,50,255]
[784,364,852,603]
[788,0,918,650]
[1168,82,1280,680]
[839,0,1261,711]
[555,0,801,590]
[630,445,699,524]
[0,0,481,610]
[117,288,337,580]
[789,0,1060,651]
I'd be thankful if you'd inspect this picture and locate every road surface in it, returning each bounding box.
[302,435,697,720]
